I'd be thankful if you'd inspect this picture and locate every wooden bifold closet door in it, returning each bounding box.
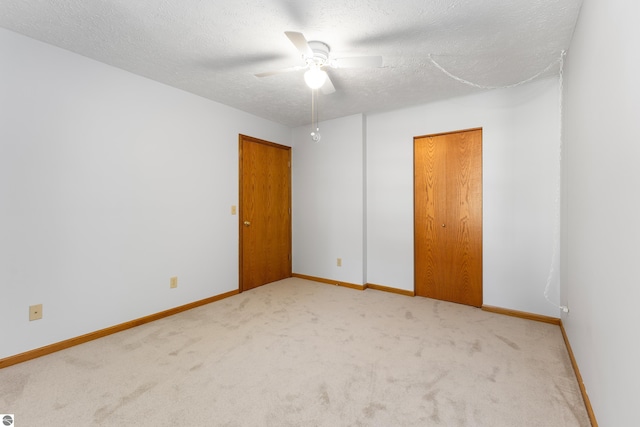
[414,128,482,307]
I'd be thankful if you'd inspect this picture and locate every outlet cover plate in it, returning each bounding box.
[29,304,43,321]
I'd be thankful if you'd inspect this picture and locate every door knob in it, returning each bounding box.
[244,221,251,226]
[442,223,446,227]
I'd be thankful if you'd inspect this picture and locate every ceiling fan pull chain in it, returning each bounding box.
[310,89,321,142]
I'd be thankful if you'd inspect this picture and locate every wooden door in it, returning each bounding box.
[239,135,292,292]
[414,128,482,307]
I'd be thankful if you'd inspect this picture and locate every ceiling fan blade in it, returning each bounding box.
[285,31,313,57]
[255,65,306,78]
[351,26,424,47]
[332,56,383,69]
[276,1,309,27]
[203,53,286,71]
[321,74,336,95]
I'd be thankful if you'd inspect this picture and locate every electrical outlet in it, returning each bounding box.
[29,304,43,321]
[170,276,178,289]
[337,258,342,267]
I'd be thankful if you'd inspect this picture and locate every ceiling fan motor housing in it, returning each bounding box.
[307,41,330,67]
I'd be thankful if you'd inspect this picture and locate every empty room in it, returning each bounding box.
[1,1,637,426]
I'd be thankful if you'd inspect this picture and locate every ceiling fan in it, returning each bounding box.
[255,31,383,94]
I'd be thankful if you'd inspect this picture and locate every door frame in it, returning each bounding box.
[238,134,292,293]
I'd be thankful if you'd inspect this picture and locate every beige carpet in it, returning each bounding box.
[0,278,589,426]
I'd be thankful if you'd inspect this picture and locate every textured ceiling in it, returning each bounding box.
[0,0,582,127]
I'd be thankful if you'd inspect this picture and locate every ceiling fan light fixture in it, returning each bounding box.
[304,67,327,89]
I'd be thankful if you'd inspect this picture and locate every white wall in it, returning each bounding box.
[366,78,562,316]
[291,114,366,285]
[291,79,562,316]
[0,28,291,359]
[562,1,640,425]
[0,22,579,365]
